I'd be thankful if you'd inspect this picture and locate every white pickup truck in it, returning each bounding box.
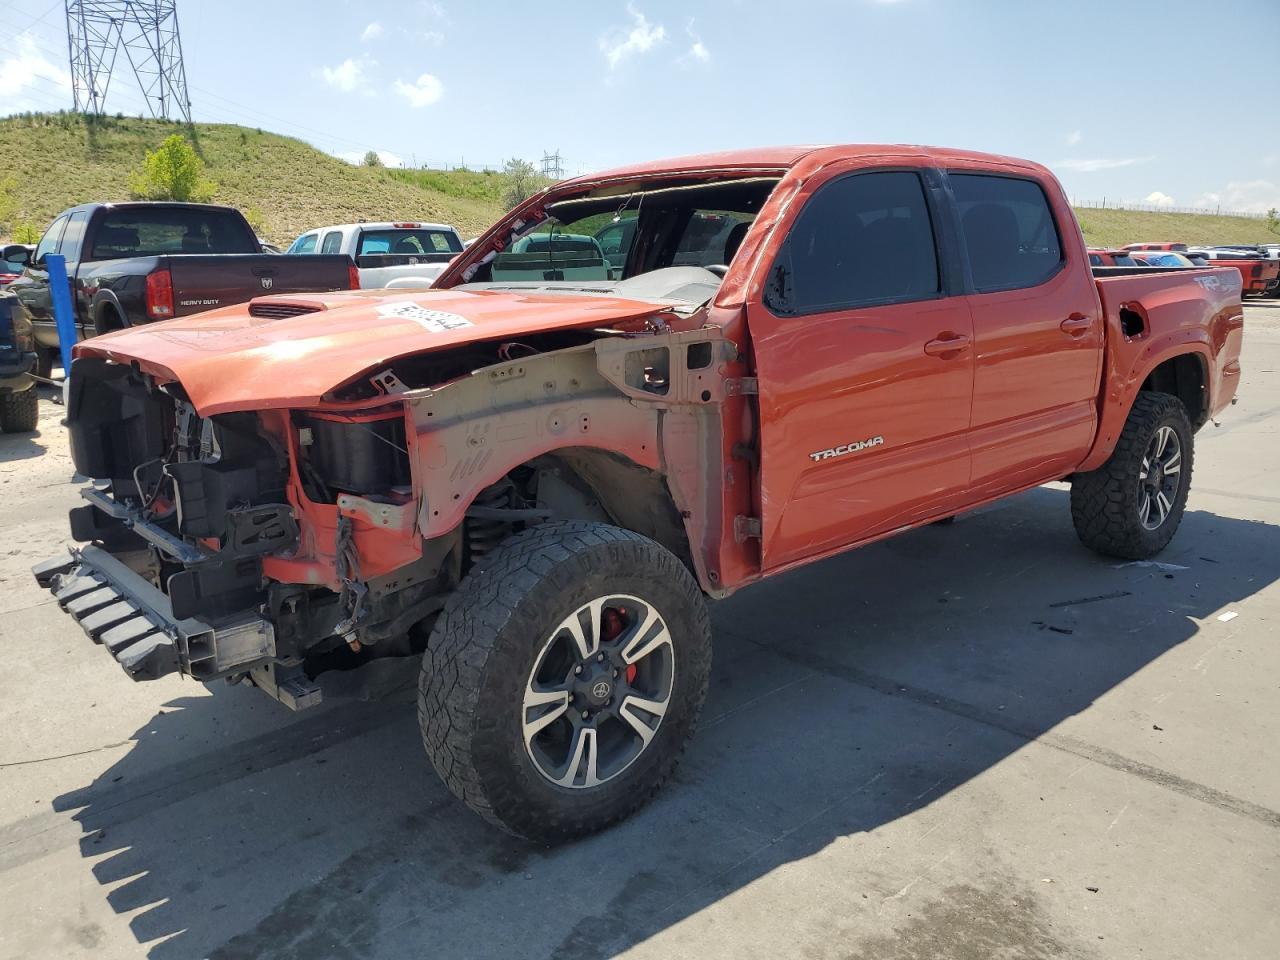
[286,221,464,288]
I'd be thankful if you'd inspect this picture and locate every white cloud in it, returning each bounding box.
[361,22,383,42]
[600,6,666,70]
[1065,130,1082,146]
[1053,156,1154,173]
[1144,191,1175,208]
[320,58,371,93]
[0,36,72,111]
[1193,180,1279,214]
[393,73,445,108]
[422,30,445,46]
[683,19,710,63]
[335,150,405,168]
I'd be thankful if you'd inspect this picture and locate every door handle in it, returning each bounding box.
[924,333,971,357]
[1060,314,1092,336]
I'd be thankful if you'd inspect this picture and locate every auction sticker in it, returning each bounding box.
[377,300,474,333]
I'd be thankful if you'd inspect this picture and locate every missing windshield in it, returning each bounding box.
[477,175,779,292]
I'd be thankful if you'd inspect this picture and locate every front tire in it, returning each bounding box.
[418,521,712,842]
[0,388,38,433]
[1070,392,1194,559]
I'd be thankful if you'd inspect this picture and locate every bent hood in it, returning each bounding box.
[76,288,666,415]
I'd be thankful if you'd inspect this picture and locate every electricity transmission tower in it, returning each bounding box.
[65,1,193,122]
[540,151,564,180]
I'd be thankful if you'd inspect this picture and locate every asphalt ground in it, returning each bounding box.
[1,301,1277,959]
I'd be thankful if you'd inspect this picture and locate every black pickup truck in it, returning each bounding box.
[3,202,356,376]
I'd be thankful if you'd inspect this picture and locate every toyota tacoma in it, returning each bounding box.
[33,145,1244,842]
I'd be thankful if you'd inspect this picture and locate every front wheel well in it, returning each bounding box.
[1140,353,1208,429]
[462,448,696,579]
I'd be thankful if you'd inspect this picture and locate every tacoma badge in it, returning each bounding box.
[809,436,884,462]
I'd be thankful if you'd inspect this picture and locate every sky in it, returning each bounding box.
[5,0,1280,214]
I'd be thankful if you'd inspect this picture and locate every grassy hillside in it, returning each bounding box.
[1,112,1276,250]
[0,113,506,244]
[1073,207,1277,248]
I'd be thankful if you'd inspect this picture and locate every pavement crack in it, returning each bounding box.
[0,740,131,768]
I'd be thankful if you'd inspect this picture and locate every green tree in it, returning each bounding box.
[501,157,540,210]
[1267,207,1279,237]
[362,150,383,168]
[128,133,217,202]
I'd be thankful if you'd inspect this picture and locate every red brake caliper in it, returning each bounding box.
[603,608,639,684]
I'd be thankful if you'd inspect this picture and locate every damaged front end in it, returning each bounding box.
[32,356,448,710]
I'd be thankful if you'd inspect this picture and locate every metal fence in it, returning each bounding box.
[1071,199,1270,220]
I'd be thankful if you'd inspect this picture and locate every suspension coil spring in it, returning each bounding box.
[465,482,513,561]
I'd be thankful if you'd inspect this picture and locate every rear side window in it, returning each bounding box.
[59,211,89,259]
[771,170,939,314]
[290,233,318,254]
[89,208,258,259]
[951,174,1063,292]
[356,229,463,256]
[320,231,343,254]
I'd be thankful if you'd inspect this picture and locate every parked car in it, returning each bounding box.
[1133,251,1198,268]
[489,233,611,282]
[34,144,1244,843]
[1187,247,1280,297]
[4,202,357,377]
[593,212,746,278]
[1087,248,1140,266]
[1123,242,1188,252]
[1,244,33,286]
[0,291,38,432]
[287,221,464,288]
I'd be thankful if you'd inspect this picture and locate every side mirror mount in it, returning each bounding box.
[2,244,32,266]
[764,255,793,315]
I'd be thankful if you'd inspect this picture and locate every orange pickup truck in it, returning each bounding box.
[34,145,1244,841]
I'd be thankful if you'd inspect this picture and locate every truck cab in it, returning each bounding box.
[287,221,464,288]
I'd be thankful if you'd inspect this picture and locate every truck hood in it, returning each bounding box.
[76,288,667,415]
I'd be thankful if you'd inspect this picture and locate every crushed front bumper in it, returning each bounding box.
[33,544,276,682]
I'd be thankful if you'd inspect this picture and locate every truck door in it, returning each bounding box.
[747,166,974,572]
[947,172,1102,497]
[13,214,68,326]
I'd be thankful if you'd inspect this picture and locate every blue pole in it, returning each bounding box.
[46,253,77,379]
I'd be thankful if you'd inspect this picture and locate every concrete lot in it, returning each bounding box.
[1,303,1277,960]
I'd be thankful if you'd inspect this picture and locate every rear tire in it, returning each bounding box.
[0,388,38,433]
[35,349,54,381]
[1070,392,1193,559]
[417,521,712,843]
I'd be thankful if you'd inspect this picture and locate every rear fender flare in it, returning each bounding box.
[1077,334,1213,472]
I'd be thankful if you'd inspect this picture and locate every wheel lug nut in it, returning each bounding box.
[574,665,582,675]
[581,710,590,720]
[613,668,619,678]
[597,653,605,662]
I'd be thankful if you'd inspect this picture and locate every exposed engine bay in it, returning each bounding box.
[42,312,728,709]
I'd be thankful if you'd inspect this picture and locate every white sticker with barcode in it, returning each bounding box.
[377,300,473,333]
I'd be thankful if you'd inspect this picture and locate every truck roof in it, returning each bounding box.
[55,201,246,216]
[301,222,457,233]
[571,144,1049,185]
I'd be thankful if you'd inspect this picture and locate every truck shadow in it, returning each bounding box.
[45,487,1280,959]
